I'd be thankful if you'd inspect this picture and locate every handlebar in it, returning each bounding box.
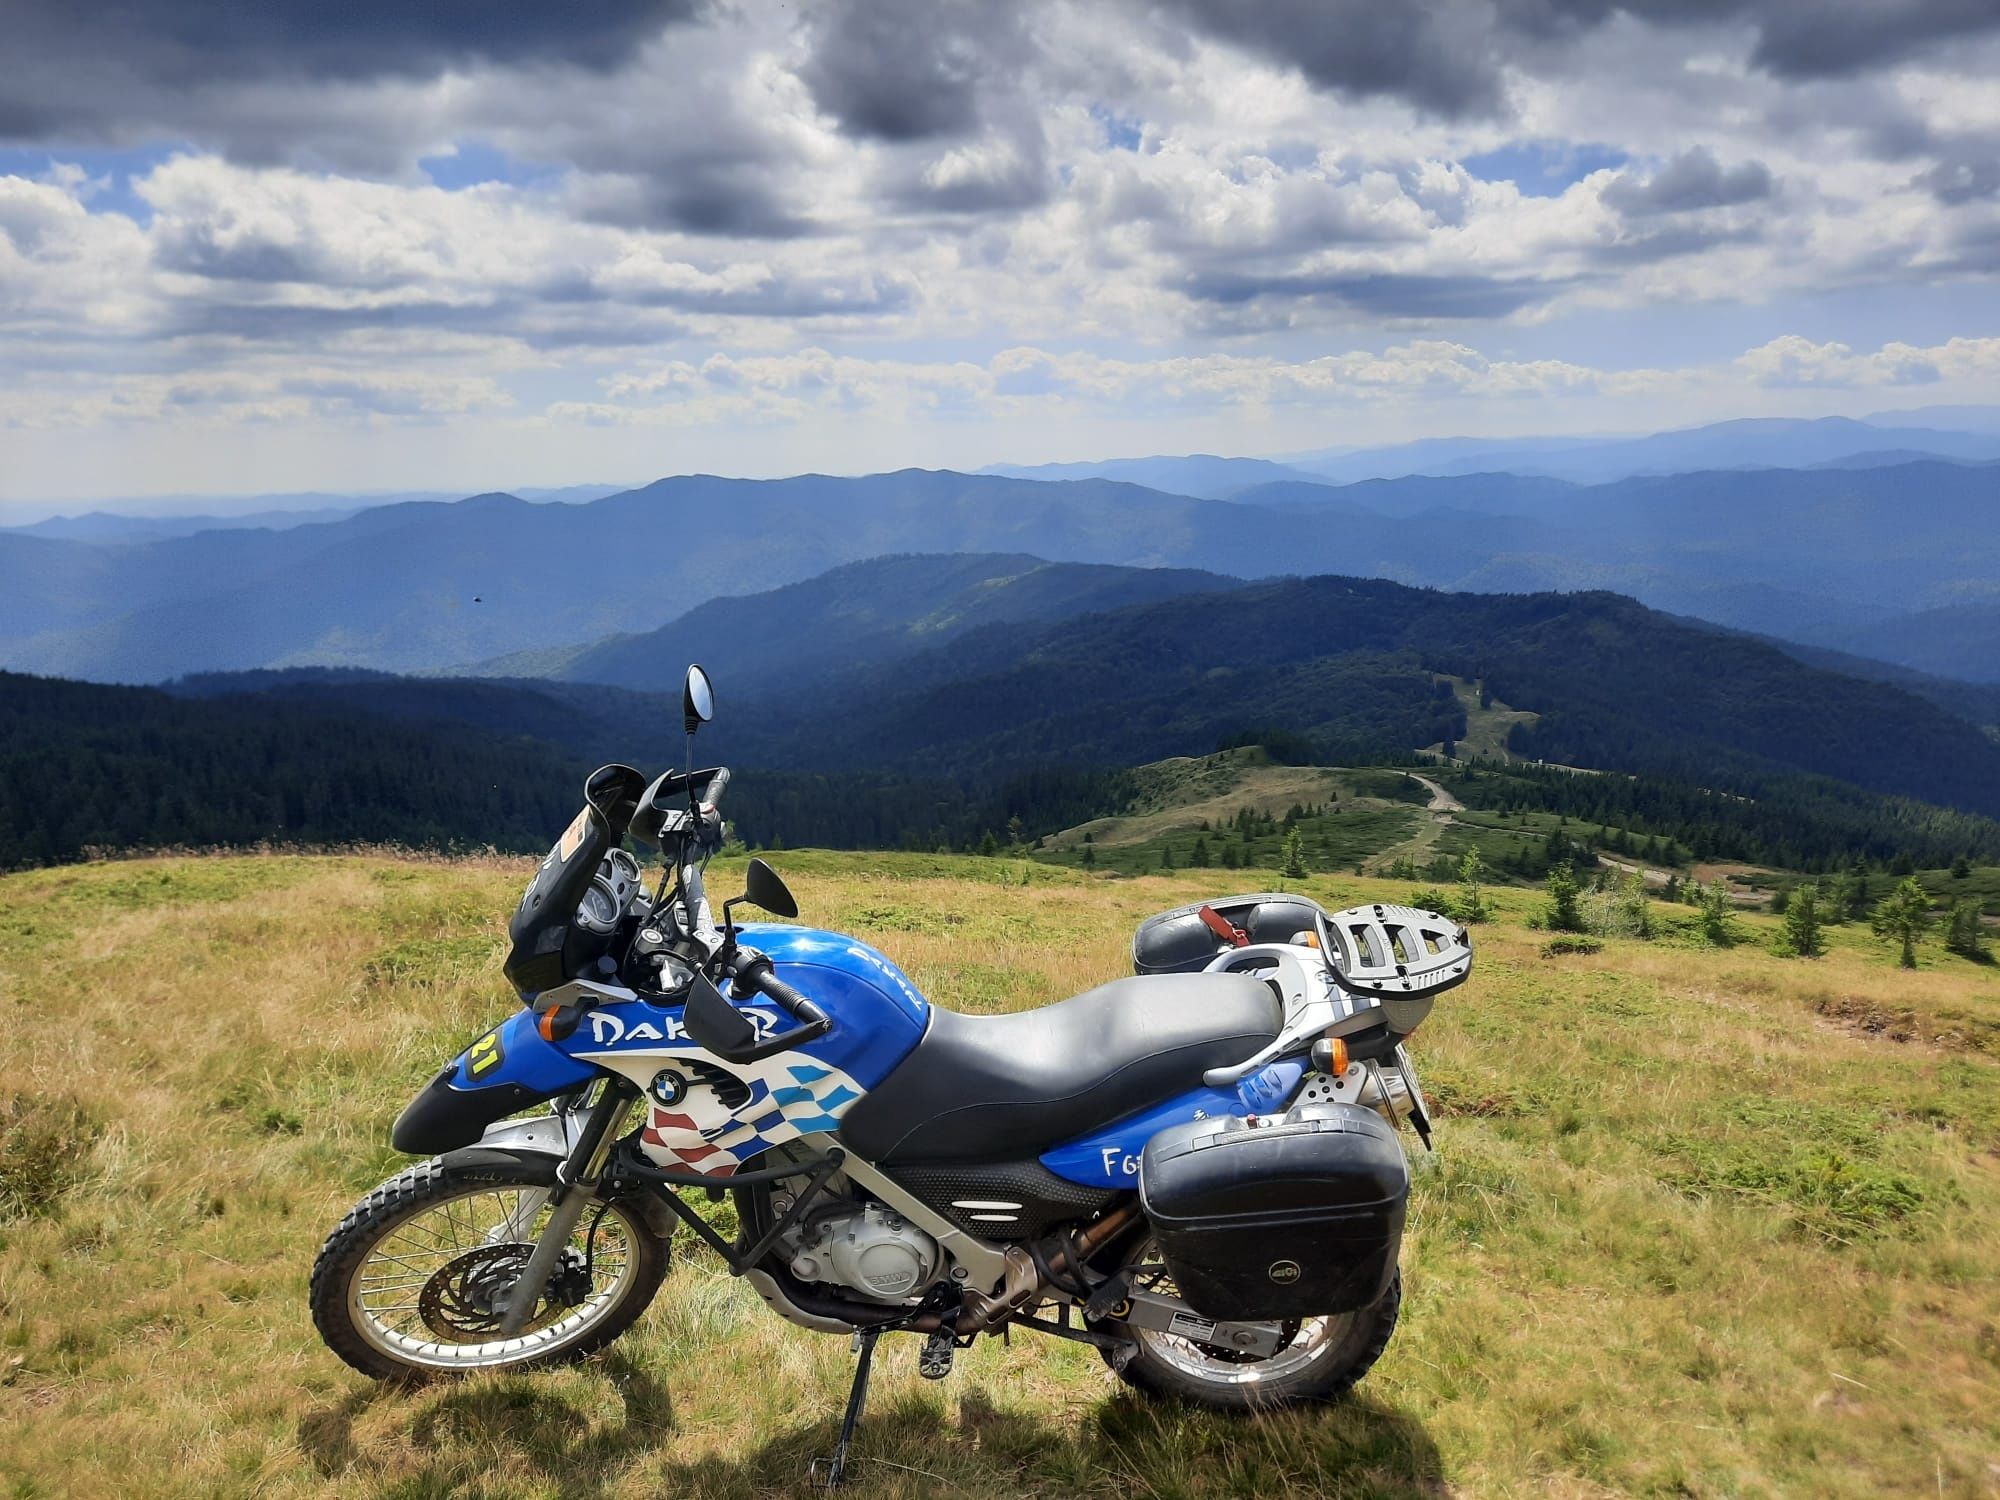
[728,951,831,1029]
[699,766,730,811]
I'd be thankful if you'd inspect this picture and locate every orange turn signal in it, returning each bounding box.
[539,1010,560,1042]
[1323,1035,1349,1076]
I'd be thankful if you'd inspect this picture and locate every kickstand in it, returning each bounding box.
[810,1327,880,1490]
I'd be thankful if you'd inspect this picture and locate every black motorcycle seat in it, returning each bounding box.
[836,973,1283,1164]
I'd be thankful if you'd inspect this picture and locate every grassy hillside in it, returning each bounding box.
[4,852,1998,1497]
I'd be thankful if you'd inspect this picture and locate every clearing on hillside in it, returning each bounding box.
[1421,676,1538,763]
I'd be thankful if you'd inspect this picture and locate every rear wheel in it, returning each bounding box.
[1096,1241,1399,1410]
[310,1158,667,1380]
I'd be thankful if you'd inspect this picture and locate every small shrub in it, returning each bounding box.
[1409,885,1455,916]
[1586,871,1652,939]
[1542,935,1604,957]
[0,1091,100,1220]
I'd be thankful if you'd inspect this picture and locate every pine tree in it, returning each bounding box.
[1870,877,1933,969]
[1081,843,1096,868]
[1279,827,1307,879]
[1159,844,1175,872]
[1696,879,1734,946]
[1455,848,1488,923]
[1191,835,1211,867]
[1780,885,1823,958]
[1541,863,1583,932]
[1943,897,1989,962]
[1950,855,1972,879]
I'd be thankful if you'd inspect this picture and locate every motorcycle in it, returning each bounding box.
[310,665,1471,1485]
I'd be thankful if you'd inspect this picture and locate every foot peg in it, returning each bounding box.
[918,1330,955,1380]
[1084,1271,1132,1324]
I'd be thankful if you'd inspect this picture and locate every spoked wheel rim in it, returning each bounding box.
[345,1184,641,1370]
[1125,1243,1355,1387]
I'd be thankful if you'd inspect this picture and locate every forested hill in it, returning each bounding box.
[0,670,1114,869]
[11,568,2000,871]
[729,577,2000,820]
[0,672,588,866]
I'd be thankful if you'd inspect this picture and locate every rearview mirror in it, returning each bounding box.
[683,664,714,734]
[743,857,798,918]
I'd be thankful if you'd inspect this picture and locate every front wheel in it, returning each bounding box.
[1097,1244,1400,1410]
[310,1158,668,1380]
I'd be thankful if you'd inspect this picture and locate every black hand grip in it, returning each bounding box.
[731,953,819,1022]
[699,766,731,810]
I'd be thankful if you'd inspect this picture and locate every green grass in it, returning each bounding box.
[2,851,1998,1497]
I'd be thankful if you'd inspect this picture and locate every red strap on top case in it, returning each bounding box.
[1197,904,1251,947]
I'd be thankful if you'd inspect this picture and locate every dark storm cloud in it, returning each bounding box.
[566,169,816,240]
[1488,0,2000,76]
[1916,157,2000,206]
[1745,0,2000,78]
[797,0,1035,141]
[1602,148,1775,217]
[0,0,711,183]
[1152,0,1510,119]
[1151,1,2000,122]
[0,0,701,92]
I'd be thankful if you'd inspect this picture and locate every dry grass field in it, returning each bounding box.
[3,850,1999,1498]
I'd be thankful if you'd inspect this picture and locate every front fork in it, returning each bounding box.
[496,1077,638,1336]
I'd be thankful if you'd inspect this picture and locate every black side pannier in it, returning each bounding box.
[1138,1103,1407,1321]
[1132,892,1331,974]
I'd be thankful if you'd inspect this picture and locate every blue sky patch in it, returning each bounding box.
[0,143,182,222]
[419,141,563,192]
[1090,104,1143,152]
[1463,141,1628,197]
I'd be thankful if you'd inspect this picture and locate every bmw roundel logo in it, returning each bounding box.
[649,1069,688,1107]
[1267,1259,1302,1285]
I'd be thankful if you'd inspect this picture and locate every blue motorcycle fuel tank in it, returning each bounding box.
[395,924,931,1154]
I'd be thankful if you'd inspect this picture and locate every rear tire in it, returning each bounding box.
[1099,1263,1400,1411]
[310,1158,668,1381]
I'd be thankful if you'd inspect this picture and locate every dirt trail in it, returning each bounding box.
[1365,772,1461,872]
[1407,772,1462,812]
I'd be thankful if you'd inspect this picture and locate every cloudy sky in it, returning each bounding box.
[4,0,2000,507]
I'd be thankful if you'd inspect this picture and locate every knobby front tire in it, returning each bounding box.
[310,1158,668,1381]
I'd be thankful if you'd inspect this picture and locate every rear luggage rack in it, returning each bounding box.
[1318,903,1472,1003]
